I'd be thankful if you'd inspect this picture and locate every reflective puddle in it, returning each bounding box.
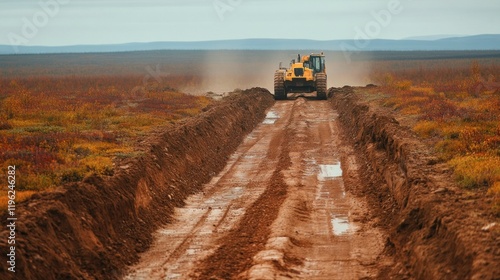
[263,111,280,124]
[331,216,351,236]
[318,163,342,179]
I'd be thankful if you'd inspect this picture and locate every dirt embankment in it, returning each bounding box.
[0,88,274,280]
[331,87,500,279]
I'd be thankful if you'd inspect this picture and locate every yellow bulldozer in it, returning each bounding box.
[274,53,327,100]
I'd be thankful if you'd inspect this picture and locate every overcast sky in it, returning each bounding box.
[0,0,499,46]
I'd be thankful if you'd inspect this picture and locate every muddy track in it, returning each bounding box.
[124,101,294,279]
[125,97,391,279]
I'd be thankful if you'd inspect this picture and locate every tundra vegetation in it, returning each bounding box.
[0,74,211,210]
[368,58,500,213]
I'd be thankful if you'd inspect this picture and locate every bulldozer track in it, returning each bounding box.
[315,73,327,100]
[274,71,286,100]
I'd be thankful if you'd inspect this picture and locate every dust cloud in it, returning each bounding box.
[181,50,373,95]
[325,51,373,87]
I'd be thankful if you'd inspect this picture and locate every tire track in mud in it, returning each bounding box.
[124,101,295,279]
[192,102,294,280]
[242,98,390,279]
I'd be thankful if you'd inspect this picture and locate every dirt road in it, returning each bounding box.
[125,97,390,279]
[2,88,496,280]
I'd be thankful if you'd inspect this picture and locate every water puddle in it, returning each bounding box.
[331,216,351,236]
[318,163,342,180]
[243,154,262,159]
[185,248,201,255]
[263,111,279,124]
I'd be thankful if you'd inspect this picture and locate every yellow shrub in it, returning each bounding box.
[197,96,212,108]
[177,108,201,117]
[414,120,441,137]
[74,141,118,154]
[9,119,43,128]
[412,86,435,95]
[401,105,421,115]
[19,173,57,191]
[453,91,471,99]
[395,80,412,91]
[449,155,500,188]
[435,139,467,160]
[54,165,89,184]
[80,156,114,176]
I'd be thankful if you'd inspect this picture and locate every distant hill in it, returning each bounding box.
[1,34,499,55]
[403,34,465,40]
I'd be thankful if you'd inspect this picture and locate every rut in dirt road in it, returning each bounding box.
[125,97,390,279]
[240,98,390,279]
[124,101,294,279]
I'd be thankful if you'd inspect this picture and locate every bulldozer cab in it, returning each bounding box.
[309,54,325,74]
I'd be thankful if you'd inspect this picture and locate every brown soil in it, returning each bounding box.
[0,88,274,280]
[190,95,295,280]
[192,131,291,280]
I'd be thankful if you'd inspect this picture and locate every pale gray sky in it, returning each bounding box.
[0,0,499,46]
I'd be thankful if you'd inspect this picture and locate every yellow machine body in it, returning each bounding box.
[274,53,327,100]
